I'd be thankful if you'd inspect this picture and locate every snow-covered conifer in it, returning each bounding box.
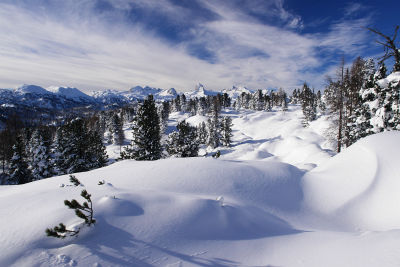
[28,130,53,180]
[220,116,233,147]
[166,121,199,157]
[8,135,32,184]
[121,95,162,160]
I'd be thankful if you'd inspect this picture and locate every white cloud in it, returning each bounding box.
[0,1,374,93]
[344,2,365,17]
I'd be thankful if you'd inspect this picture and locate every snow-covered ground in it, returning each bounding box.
[1,105,400,267]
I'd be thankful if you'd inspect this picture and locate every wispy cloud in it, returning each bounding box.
[343,2,366,17]
[0,1,375,92]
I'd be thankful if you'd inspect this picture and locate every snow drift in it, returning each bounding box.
[0,158,303,266]
[302,131,400,231]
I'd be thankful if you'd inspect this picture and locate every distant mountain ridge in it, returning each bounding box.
[0,83,260,109]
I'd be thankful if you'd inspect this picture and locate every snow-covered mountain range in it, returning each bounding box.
[0,83,258,111]
[0,83,260,109]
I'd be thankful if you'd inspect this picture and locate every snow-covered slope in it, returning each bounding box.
[221,106,333,169]
[302,131,400,231]
[16,84,53,95]
[0,85,100,115]
[47,86,94,102]
[0,158,303,267]
[1,105,400,267]
[91,89,128,105]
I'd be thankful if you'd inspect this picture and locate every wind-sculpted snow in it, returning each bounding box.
[1,106,400,266]
[223,107,334,168]
[0,158,304,266]
[302,131,400,231]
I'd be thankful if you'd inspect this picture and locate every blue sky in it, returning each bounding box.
[0,0,398,92]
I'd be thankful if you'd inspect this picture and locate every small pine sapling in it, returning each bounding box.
[212,150,221,158]
[64,189,96,226]
[45,223,79,239]
[45,176,95,238]
[69,175,81,186]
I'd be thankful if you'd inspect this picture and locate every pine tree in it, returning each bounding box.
[197,122,208,144]
[121,95,162,160]
[8,135,32,184]
[62,118,90,173]
[166,121,199,157]
[264,94,272,111]
[291,89,300,104]
[52,126,68,175]
[87,130,108,169]
[281,91,288,111]
[301,83,316,124]
[207,99,221,148]
[52,118,108,174]
[110,113,124,146]
[28,130,53,180]
[159,101,170,135]
[253,90,265,111]
[374,62,387,80]
[220,116,233,147]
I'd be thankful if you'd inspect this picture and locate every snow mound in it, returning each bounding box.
[302,131,400,231]
[0,158,304,266]
[226,106,333,167]
[172,198,298,240]
[185,115,208,126]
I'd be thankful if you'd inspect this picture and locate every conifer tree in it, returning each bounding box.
[159,101,170,135]
[87,130,108,169]
[52,126,68,175]
[53,118,108,174]
[220,116,233,147]
[281,91,288,111]
[62,118,90,173]
[110,113,124,146]
[28,130,53,180]
[166,121,199,157]
[197,122,208,144]
[121,95,162,160]
[207,98,221,148]
[8,135,32,184]
[301,83,317,123]
[46,176,95,239]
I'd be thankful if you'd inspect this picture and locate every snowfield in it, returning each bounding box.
[1,105,400,267]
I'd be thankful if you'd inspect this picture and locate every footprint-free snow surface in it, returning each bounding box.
[1,106,400,267]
